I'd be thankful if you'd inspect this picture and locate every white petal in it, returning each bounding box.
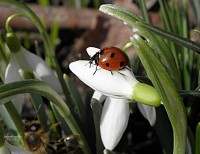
[100,97,129,150]
[69,60,138,98]
[92,91,106,103]
[4,55,23,113]
[137,103,156,126]
[4,55,21,83]
[20,47,63,94]
[86,47,100,57]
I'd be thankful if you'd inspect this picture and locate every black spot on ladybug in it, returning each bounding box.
[110,53,115,58]
[106,63,110,67]
[120,61,125,67]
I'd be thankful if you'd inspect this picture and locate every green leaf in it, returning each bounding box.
[99,4,200,54]
[137,22,200,54]
[138,0,151,24]
[131,35,187,154]
[64,75,87,128]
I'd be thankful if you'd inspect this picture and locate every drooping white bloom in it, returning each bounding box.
[4,33,62,112]
[5,47,62,94]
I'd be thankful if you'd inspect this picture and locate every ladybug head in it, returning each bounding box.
[89,51,100,66]
[88,49,105,75]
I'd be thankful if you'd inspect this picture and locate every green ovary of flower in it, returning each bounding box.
[6,32,21,53]
[132,82,161,107]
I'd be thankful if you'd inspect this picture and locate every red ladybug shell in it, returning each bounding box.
[98,47,129,70]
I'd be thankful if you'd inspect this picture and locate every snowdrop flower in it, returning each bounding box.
[4,32,62,112]
[70,47,161,150]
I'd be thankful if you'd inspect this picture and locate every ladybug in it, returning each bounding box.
[89,47,129,74]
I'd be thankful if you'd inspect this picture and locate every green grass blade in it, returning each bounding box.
[64,75,87,128]
[138,0,151,24]
[137,22,200,54]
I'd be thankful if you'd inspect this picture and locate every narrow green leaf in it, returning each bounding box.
[137,22,200,54]
[51,103,71,135]
[138,0,151,24]
[131,35,187,154]
[30,94,48,130]
[180,90,200,97]
[50,19,59,50]
[99,4,200,54]
[64,75,87,128]
[99,4,142,24]
[91,98,104,154]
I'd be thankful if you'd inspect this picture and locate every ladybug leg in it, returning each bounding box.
[89,61,92,68]
[110,70,113,75]
[93,65,98,75]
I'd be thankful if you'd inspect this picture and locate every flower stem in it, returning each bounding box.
[5,13,22,33]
